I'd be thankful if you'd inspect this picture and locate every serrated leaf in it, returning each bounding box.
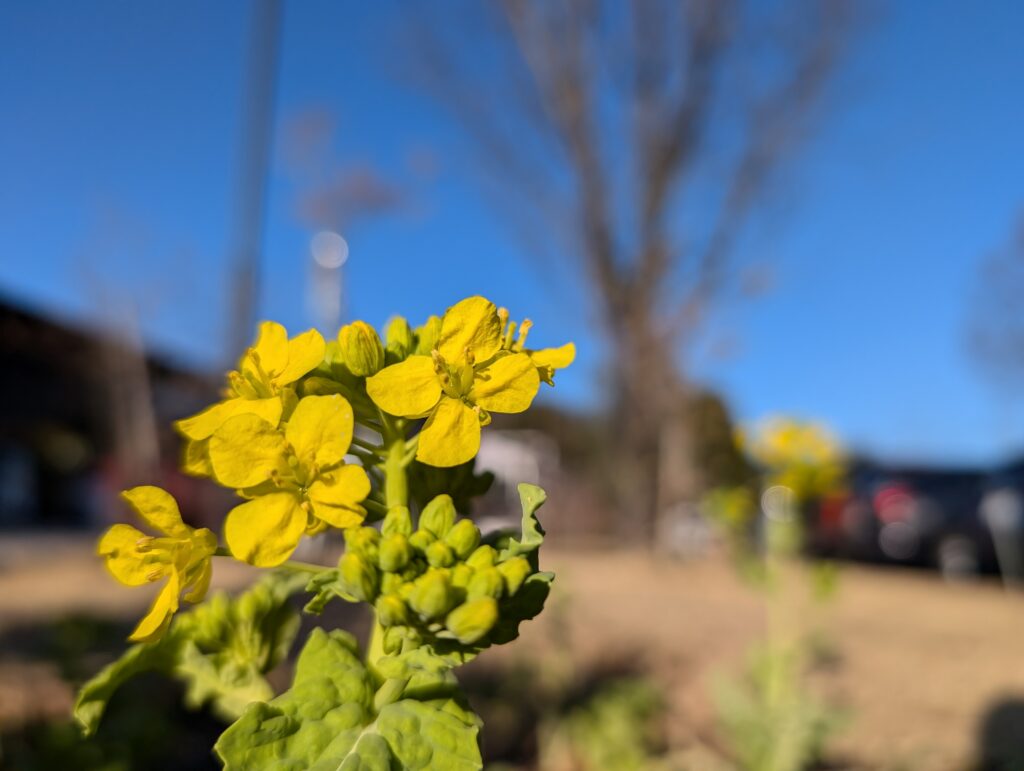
[496,483,547,564]
[215,629,482,771]
[75,571,303,736]
[74,632,182,736]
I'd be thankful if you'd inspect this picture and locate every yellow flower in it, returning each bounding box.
[742,417,845,501]
[496,311,575,386]
[366,296,541,467]
[174,321,326,475]
[208,394,371,567]
[97,486,217,642]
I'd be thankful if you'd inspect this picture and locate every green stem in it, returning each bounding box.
[384,424,408,510]
[351,435,383,454]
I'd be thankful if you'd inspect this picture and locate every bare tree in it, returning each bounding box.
[408,0,853,540]
[968,212,1024,390]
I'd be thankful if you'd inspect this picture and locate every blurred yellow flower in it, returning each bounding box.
[98,486,217,642]
[366,296,541,467]
[208,394,370,567]
[741,416,845,501]
[174,321,325,475]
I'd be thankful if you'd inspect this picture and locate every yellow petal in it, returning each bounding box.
[308,465,370,528]
[437,296,502,364]
[174,396,283,441]
[128,572,179,643]
[366,356,442,417]
[209,414,287,489]
[250,321,289,378]
[181,438,213,477]
[470,352,539,414]
[121,486,190,538]
[276,328,326,385]
[182,558,212,604]
[224,492,306,567]
[285,394,353,470]
[417,397,481,467]
[530,342,576,370]
[98,523,158,586]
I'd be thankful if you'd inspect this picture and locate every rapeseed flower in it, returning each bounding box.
[208,394,370,567]
[175,321,325,474]
[497,311,575,386]
[98,486,217,642]
[366,296,540,467]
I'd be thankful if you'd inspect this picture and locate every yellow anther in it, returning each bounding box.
[516,319,533,351]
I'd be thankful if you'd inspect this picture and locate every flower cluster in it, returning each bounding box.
[307,490,549,655]
[96,295,570,634]
[739,416,845,502]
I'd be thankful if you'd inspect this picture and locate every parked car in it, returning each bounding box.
[813,462,995,576]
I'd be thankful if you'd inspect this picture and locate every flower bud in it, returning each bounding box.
[339,552,378,602]
[450,563,474,590]
[382,506,413,538]
[378,533,412,573]
[344,526,380,564]
[467,567,504,600]
[337,321,385,377]
[426,540,456,568]
[384,316,414,362]
[375,594,409,627]
[414,315,442,355]
[497,556,531,596]
[466,544,497,570]
[409,529,435,554]
[381,572,404,595]
[409,569,453,620]
[445,597,498,645]
[444,519,481,559]
[420,494,456,538]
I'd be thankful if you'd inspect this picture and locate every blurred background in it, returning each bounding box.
[2,1,1024,769]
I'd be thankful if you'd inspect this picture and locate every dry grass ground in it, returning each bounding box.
[2,537,1024,769]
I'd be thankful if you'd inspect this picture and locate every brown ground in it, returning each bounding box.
[2,537,1023,770]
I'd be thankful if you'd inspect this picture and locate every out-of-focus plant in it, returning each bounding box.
[739,416,845,505]
[75,296,573,770]
[712,416,848,771]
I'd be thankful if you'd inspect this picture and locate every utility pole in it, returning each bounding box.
[225,0,282,365]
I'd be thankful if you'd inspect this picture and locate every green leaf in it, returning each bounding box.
[74,571,304,736]
[73,633,181,736]
[215,629,482,771]
[495,483,547,565]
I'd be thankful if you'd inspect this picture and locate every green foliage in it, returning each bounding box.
[714,643,844,771]
[74,573,304,735]
[302,484,553,664]
[214,629,482,770]
[542,679,666,771]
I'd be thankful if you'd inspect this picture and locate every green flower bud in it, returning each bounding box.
[497,556,532,596]
[444,519,481,559]
[337,320,385,377]
[466,544,498,569]
[381,572,404,595]
[414,315,442,355]
[339,552,378,602]
[467,567,504,600]
[383,625,421,655]
[382,506,413,538]
[409,529,436,554]
[409,569,453,621]
[384,316,414,362]
[445,597,499,645]
[375,594,409,627]
[450,563,474,590]
[426,540,456,568]
[344,526,381,564]
[379,533,412,573]
[420,494,456,538]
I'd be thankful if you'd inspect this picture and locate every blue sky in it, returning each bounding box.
[2,1,1023,464]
